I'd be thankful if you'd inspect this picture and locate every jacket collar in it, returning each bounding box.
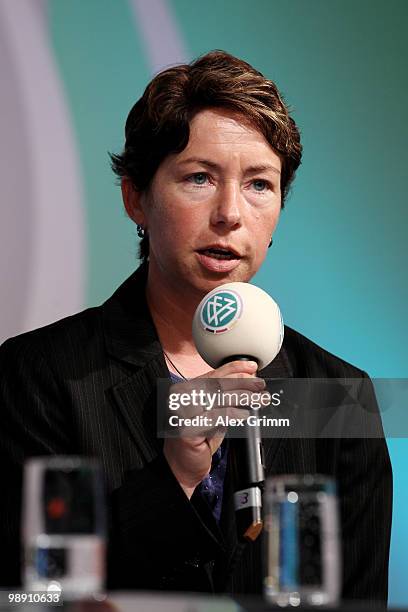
[101,262,165,369]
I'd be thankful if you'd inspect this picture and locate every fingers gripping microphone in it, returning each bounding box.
[192,282,283,542]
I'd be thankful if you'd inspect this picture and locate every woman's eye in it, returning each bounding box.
[252,179,269,192]
[188,172,208,185]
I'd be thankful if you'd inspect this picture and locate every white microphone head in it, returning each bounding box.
[192,282,284,370]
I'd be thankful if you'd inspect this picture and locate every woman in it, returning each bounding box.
[0,51,392,599]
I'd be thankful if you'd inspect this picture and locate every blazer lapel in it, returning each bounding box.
[258,340,294,470]
[110,360,167,462]
[101,263,169,463]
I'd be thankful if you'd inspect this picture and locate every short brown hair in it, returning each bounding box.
[110,50,302,262]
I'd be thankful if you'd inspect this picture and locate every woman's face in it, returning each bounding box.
[130,108,282,299]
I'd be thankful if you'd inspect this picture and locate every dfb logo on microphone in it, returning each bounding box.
[200,289,242,333]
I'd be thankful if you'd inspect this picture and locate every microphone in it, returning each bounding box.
[192,282,283,542]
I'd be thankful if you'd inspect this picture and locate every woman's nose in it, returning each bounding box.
[210,182,242,228]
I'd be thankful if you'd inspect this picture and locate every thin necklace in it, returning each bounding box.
[163,349,188,380]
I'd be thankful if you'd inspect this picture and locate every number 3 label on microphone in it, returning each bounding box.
[234,487,262,510]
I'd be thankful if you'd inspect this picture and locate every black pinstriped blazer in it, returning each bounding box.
[0,263,392,601]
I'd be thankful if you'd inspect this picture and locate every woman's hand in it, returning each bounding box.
[163,360,266,499]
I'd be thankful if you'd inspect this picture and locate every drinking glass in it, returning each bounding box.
[22,456,106,598]
[264,475,341,607]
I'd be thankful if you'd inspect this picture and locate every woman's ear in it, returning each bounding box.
[121,178,146,226]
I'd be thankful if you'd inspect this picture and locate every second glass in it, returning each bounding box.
[264,474,341,607]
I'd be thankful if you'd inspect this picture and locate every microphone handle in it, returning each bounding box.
[221,355,266,542]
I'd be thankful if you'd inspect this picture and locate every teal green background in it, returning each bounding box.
[48,0,408,604]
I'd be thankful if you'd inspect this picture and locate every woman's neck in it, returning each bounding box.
[145,265,212,376]
[146,281,195,353]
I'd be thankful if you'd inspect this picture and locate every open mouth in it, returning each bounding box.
[197,247,240,260]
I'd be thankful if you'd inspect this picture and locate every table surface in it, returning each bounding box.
[0,591,392,612]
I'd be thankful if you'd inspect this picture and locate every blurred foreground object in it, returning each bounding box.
[22,456,106,599]
[264,475,340,607]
